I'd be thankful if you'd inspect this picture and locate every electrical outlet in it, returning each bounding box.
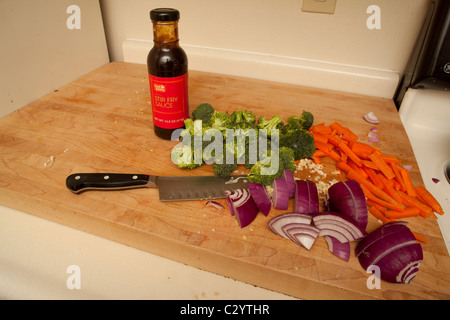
[302,0,336,14]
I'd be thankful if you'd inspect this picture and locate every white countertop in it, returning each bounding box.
[0,204,295,300]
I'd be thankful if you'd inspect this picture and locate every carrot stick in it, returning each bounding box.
[351,141,375,155]
[337,161,352,173]
[315,140,333,153]
[412,232,429,243]
[312,156,321,165]
[368,153,395,180]
[339,141,363,167]
[312,125,332,135]
[366,199,388,214]
[398,191,433,217]
[312,132,329,144]
[385,207,420,218]
[362,160,380,171]
[368,206,391,224]
[415,185,444,215]
[347,169,400,207]
[364,167,384,189]
[399,167,417,197]
[377,173,403,205]
[360,184,405,212]
[329,122,346,135]
[327,149,341,162]
[391,163,407,192]
[381,154,401,164]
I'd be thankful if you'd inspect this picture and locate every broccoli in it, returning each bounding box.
[209,110,232,131]
[257,115,284,137]
[286,110,314,130]
[230,110,256,125]
[278,146,297,172]
[247,151,284,186]
[192,103,215,123]
[170,144,202,170]
[279,126,316,160]
[212,162,238,176]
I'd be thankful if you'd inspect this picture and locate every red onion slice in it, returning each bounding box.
[272,177,289,210]
[268,212,312,238]
[324,236,351,261]
[327,180,368,230]
[294,180,319,214]
[355,221,408,257]
[248,182,271,216]
[313,212,367,242]
[363,112,379,124]
[284,225,319,250]
[355,222,423,283]
[226,189,259,228]
[283,169,296,198]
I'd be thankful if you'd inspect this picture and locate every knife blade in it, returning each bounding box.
[65,173,248,201]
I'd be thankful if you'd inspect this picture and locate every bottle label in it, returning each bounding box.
[149,73,189,129]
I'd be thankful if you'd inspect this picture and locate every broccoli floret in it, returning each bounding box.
[247,151,284,186]
[209,111,232,131]
[170,144,202,169]
[279,127,316,160]
[286,110,314,130]
[278,146,297,172]
[212,162,238,176]
[257,115,284,137]
[230,110,256,125]
[192,103,215,123]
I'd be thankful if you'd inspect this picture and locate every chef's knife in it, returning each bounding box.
[66,173,248,201]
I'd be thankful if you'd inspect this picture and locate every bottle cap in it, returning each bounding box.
[150,8,180,21]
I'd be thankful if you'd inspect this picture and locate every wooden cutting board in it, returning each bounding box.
[1,62,449,299]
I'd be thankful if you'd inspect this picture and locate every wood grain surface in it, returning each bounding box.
[0,62,449,299]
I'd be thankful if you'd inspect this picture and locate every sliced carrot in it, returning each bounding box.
[381,154,401,164]
[312,132,329,144]
[325,134,343,147]
[368,206,391,224]
[366,199,388,214]
[312,125,332,135]
[327,149,341,162]
[347,169,400,208]
[399,167,417,197]
[312,157,321,165]
[391,163,407,192]
[415,185,444,215]
[337,161,352,173]
[362,160,379,171]
[315,140,333,153]
[350,141,375,155]
[398,191,433,217]
[364,167,384,189]
[412,232,429,243]
[368,153,395,180]
[329,122,346,135]
[348,160,368,179]
[339,141,363,167]
[377,173,402,205]
[360,183,404,212]
[385,207,420,218]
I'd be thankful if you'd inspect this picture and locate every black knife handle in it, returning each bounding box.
[66,173,157,193]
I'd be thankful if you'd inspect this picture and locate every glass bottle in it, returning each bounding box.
[147,8,189,140]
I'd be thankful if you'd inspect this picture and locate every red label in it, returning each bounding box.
[149,73,189,129]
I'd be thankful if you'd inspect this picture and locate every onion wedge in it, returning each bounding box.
[313,212,367,242]
[248,182,271,216]
[226,189,259,228]
[294,180,319,214]
[272,177,289,210]
[324,236,350,261]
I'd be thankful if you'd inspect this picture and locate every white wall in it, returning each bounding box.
[0,0,110,118]
[99,0,431,98]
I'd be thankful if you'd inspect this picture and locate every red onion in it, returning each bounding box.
[283,224,319,250]
[268,213,317,250]
[248,182,271,216]
[268,212,312,238]
[272,177,289,210]
[226,189,259,228]
[282,169,296,198]
[326,180,368,230]
[294,180,319,214]
[206,200,225,210]
[355,222,423,283]
[312,212,367,243]
[363,112,379,124]
[324,236,350,261]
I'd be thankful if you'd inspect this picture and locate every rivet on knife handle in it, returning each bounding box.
[66,173,157,193]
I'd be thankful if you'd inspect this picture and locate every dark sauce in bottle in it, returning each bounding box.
[147,8,189,140]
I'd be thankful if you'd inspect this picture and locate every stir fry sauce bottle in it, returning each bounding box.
[147,8,189,140]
